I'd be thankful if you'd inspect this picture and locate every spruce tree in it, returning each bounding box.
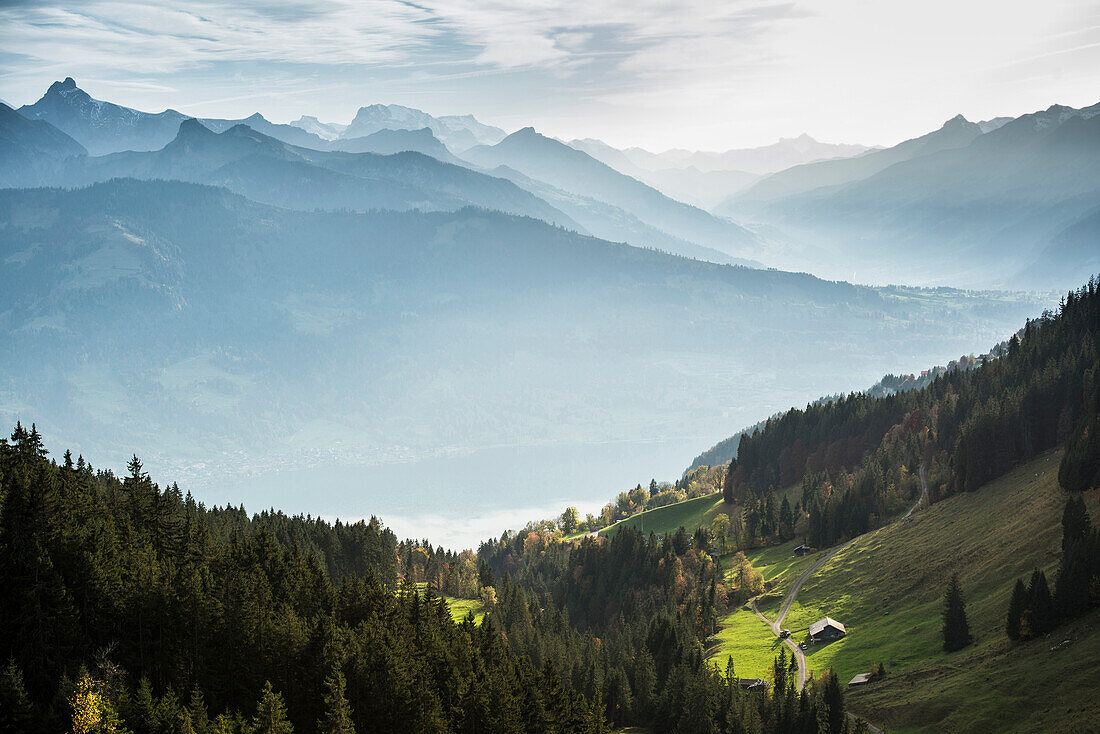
[942,572,972,652]
[0,659,33,732]
[820,670,845,734]
[1026,569,1057,636]
[1005,579,1027,641]
[319,668,355,734]
[1061,495,1091,552]
[251,681,293,734]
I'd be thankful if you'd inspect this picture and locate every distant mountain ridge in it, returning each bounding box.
[463,127,762,261]
[717,102,1100,289]
[339,104,506,151]
[0,103,87,186]
[6,116,580,228]
[571,134,873,176]
[18,77,190,155]
[721,114,988,208]
[17,78,505,158]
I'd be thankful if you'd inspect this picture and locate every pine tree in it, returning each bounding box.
[0,659,33,733]
[251,681,293,734]
[319,667,355,734]
[821,670,845,734]
[1025,569,1057,636]
[942,572,972,652]
[1061,495,1091,552]
[1005,579,1027,641]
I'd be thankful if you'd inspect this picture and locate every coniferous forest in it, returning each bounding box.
[723,277,1100,550]
[0,423,855,733]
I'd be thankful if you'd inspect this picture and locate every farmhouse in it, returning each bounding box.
[809,616,846,642]
[793,544,813,556]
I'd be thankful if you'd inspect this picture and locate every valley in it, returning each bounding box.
[0,55,1097,734]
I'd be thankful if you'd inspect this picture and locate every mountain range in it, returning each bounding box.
[567,135,874,208]
[9,79,762,264]
[462,127,762,262]
[17,78,504,157]
[719,103,1100,288]
[1,74,1083,533]
[0,178,1046,512]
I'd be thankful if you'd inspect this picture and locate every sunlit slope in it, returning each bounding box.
[598,493,730,538]
[779,450,1100,732]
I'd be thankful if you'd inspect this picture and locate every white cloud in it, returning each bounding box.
[2,0,1098,149]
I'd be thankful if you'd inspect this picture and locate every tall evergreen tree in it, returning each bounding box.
[1025,569,1057,637]
[319,668,355,734]
[1061,495,1092,552]
[251,681,294,734]
[1005,579,1027,641]
[942,572,972,652]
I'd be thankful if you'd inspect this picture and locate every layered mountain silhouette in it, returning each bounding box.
[11,117,577,226]
[0,103,86,186]
[18,78,190,155]
[339,104,505,151]
[567,138,761,209]
[463,128,761,261]
[9,76,1098,289]
[716,103,1100,288]
[0,178,1042,491]
[331,127,462,163]
[17,79,504,158]
[581,134,872,175]
[720,115,989,209]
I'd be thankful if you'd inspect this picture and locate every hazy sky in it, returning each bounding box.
[2,0,1098,150]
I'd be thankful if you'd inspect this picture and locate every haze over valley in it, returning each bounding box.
[2,77,1079,544]
[3,3,1100,732]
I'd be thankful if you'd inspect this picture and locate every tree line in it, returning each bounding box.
[0,420,857,733]
[720,276,1100,550]
[1005,496,1098,642]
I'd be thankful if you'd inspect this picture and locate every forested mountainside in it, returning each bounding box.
[687,351,994,472]
[719,277,1099,549]
[0,425,856,734]
[0,179,1043,521]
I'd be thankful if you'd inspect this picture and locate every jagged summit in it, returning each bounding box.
[175,118,209,136]
[50,77,80,92]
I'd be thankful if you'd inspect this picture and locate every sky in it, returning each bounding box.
[2,0,1099,151]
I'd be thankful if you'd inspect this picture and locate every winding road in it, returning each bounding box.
[745,462,928,732]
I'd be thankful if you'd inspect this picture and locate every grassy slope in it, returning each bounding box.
[775,450,1100,733]
[707,540,819,677]
[444,596,486,625]
[708,603,786,680]
[599,493,732,538]
[413,583,486,624]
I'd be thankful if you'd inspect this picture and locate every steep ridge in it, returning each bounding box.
[56,120,580,226]
[717,103,1100,288]
[0,103,87,186]
[18,77,189,155]
[720,115,985,210]
[462,127,763,261]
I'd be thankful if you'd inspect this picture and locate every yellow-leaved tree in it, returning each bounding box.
[69,671,123,734]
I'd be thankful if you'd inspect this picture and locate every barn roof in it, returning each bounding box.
[809,617,846,636]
